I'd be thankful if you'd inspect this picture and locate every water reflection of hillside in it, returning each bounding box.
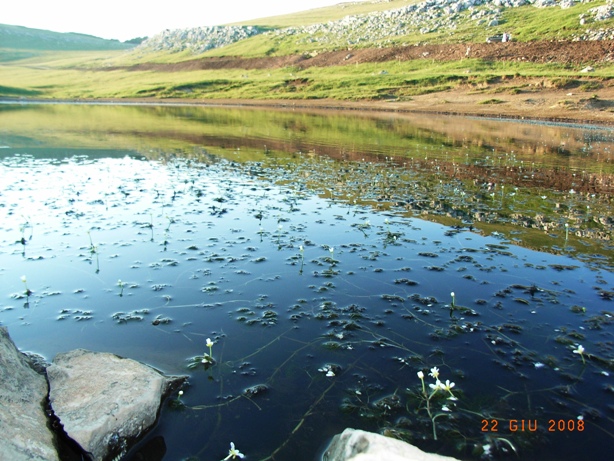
[2,102,613,268]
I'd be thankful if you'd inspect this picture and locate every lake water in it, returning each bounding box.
[1,103,613,461]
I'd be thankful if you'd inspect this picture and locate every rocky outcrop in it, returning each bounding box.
[0,327,60,461]
[280,0,604,47]
[322,428,462,461]
[135,0,613,56]
[136,25,263,54]
[47,349,185,461]
[0,327,185,461]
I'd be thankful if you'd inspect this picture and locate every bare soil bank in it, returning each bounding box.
[122,40,614,71]
[97,40,614,125]
[19,86,613,126]
[162,82,614,126]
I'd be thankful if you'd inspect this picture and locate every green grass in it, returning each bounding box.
[203,1,614,59]
[0,23,132,51]
[2,1,614,102]
[0,84,42,96]
[1,52,612,102]
[105,0,614,63]
[501,2,613,42]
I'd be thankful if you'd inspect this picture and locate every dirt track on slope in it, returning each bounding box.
[122,40,614,71]
[83,40,614,125]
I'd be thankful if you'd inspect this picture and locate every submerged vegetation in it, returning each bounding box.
[1,104,613,460]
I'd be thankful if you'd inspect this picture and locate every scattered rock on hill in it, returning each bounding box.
[137,25,263,54]
[134,0,614,56]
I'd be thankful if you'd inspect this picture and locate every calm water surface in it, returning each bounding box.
[1,103,613,461]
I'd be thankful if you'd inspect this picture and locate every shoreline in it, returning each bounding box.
[2,91,613,128]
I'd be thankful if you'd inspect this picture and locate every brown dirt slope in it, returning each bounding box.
[123,40,614,72]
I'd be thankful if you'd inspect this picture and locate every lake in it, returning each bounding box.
[1,102,613,461]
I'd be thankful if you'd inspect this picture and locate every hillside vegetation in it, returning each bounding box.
[131,0,614,60]
[0,23,134,52]
[0,0,613,123]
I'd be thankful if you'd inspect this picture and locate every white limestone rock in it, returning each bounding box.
[0,327,60,461]
[322,428,462,461]
[47,349,184,461]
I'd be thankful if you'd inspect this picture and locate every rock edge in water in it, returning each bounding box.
[0,327,186,461]
[0,326,60,461]
[322,428,463,461]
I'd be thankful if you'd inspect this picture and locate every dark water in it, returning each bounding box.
[0,103,613,461]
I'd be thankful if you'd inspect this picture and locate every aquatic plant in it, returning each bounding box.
[169,389,186,410]
[20,275,32,297]
[202,337,215,365]
[19,218,32,246]
[187,338,217,370]
[87,230,96,253]
[299,245,305,274]
[117,279,125,297]
[222,442,244,460]
[165,215,175,233]
[572,344,586,364]
[87,230,100,273]
[414,367,458,440]
[449,292,455,318]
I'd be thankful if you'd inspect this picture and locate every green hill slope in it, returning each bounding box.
[125,0,614,62]
[0,23,134,51]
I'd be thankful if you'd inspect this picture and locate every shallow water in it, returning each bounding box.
[0,103,613,461]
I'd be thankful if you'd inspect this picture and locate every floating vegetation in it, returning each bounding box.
[1,105,613,461]
[112,309,149,323]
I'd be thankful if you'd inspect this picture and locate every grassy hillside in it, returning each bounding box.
[205,1,614,59]
[0,0,613,109]
[0,23,133,51]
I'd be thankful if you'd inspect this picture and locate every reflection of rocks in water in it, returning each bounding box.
[128,436,166,461]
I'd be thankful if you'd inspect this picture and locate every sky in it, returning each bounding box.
[3,0,346,42]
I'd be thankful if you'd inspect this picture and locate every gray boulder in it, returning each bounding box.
[47,349,185,461]
[0,327,60,461]
[322,428,462,461]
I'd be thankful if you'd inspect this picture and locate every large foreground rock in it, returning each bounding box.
[47,349,184,461]
[323,428,462,461]
[0,327,60,461]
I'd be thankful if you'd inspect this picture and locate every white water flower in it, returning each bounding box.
[439,380,455,393]
[429,367,439,379]
[572,344,585,355]
[573,344,586,364]
[222,442,245,460]
[206,338,214,348]
[417,370,425,380]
